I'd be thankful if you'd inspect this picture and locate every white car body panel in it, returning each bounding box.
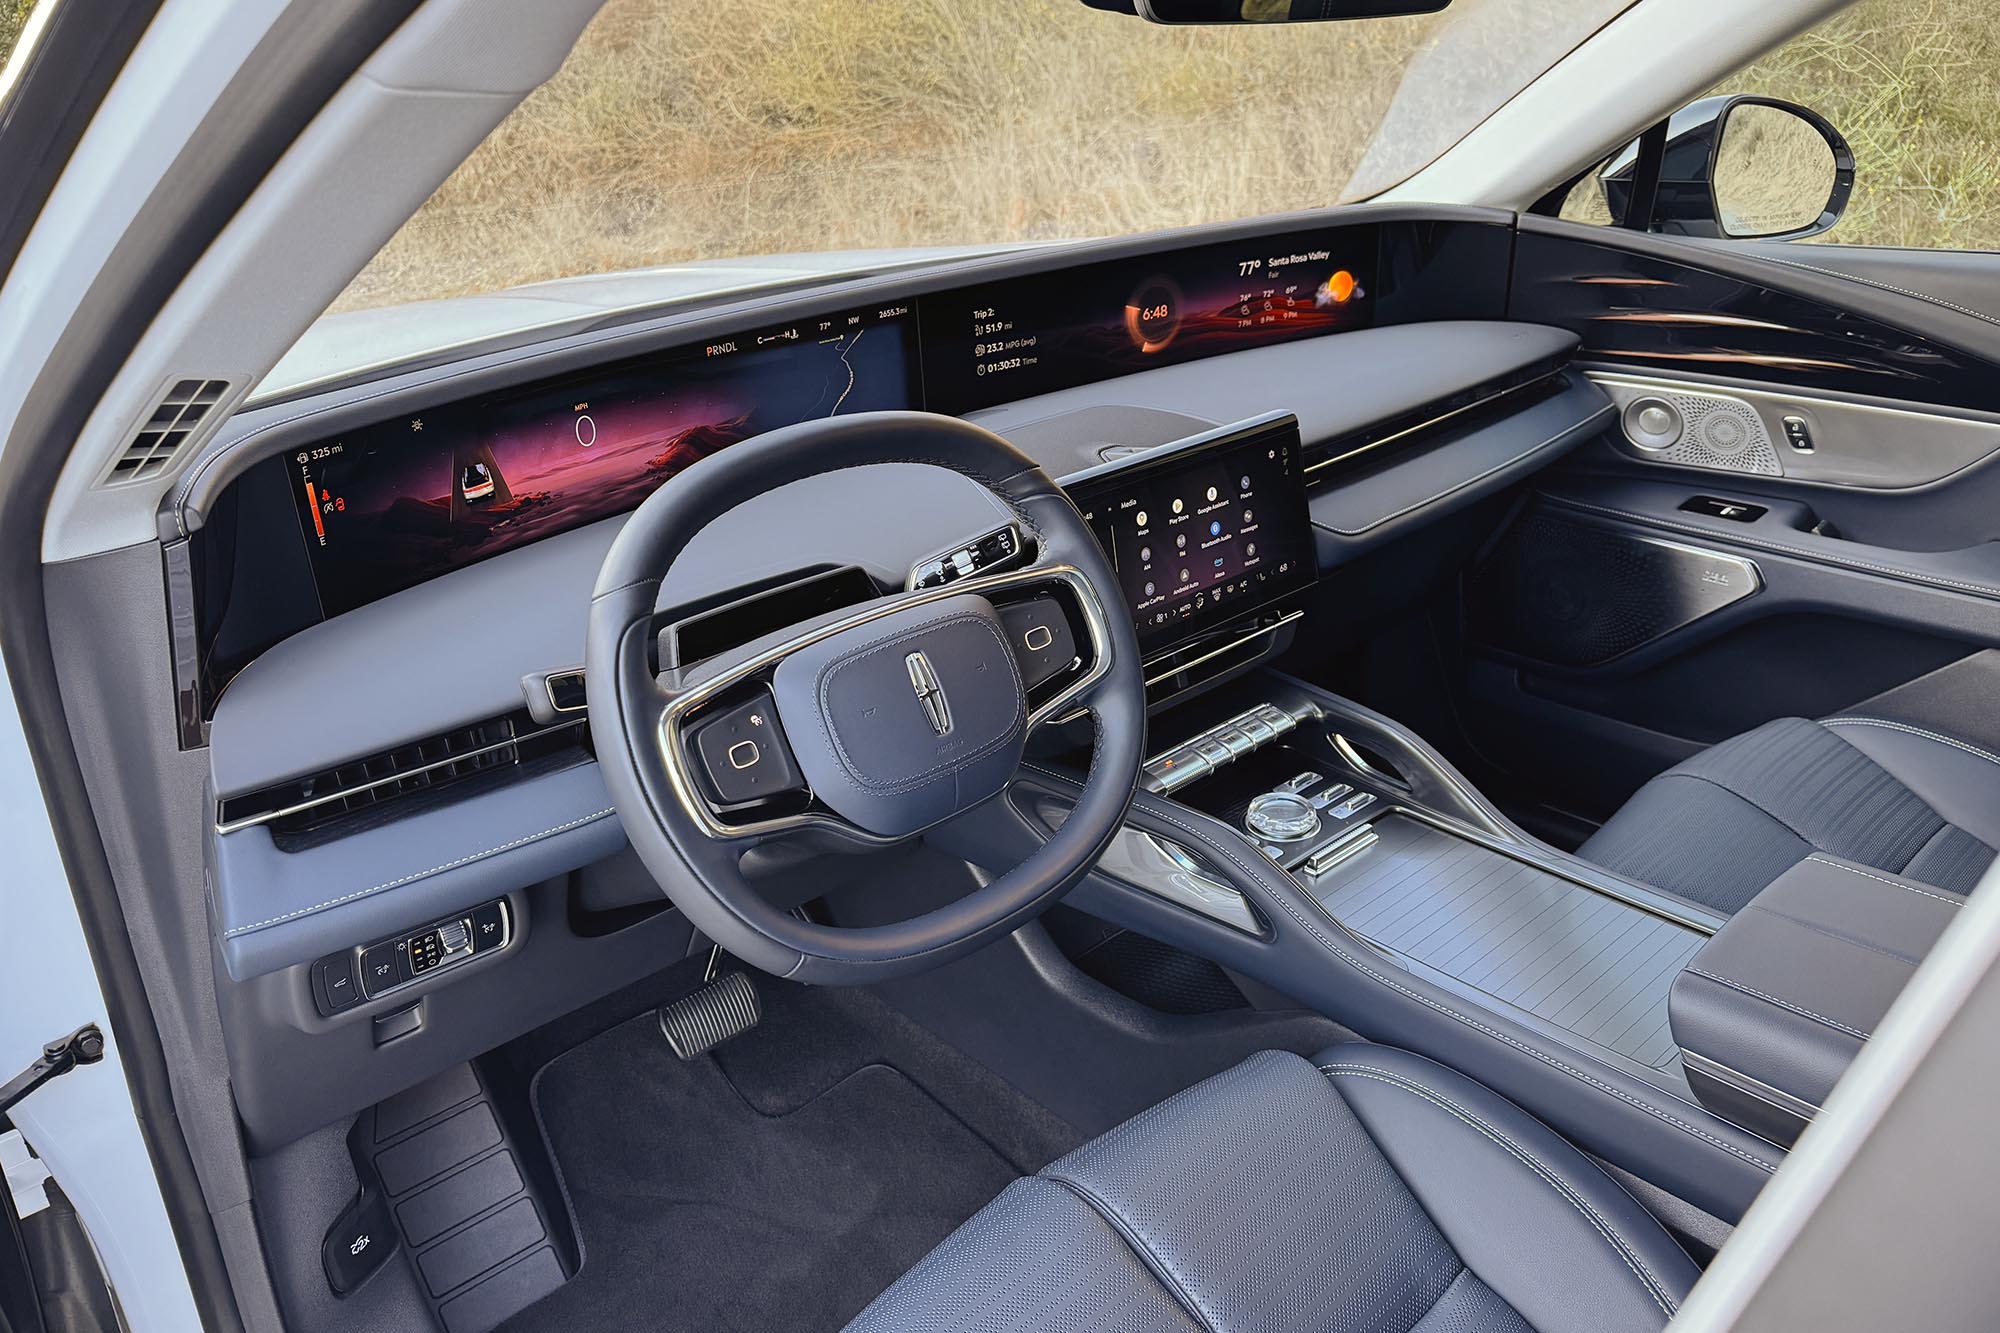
[0,657,201,1330]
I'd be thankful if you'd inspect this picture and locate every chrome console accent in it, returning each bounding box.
[1141,701,1313,793]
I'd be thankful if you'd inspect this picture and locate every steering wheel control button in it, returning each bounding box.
[1246,791,1322,843]
[690,690,804,808]
[999,597,1078,691]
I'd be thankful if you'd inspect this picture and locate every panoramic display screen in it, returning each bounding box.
[290,305,918,615]
[281,225,1373,618]
[1067,414,1317,655]
[923,225,1375,414]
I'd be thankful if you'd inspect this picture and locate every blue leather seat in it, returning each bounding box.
[1580,712,2000,917]
[847,1043,1698,1332]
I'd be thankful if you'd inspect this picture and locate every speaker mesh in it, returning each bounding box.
[1606,383,1784,476]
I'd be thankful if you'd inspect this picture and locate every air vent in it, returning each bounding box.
[216,711,588,846]
[104,378,233,484]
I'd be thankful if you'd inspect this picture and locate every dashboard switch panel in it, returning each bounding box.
[314,899,513,1016]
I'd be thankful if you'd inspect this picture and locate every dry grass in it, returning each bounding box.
[342,0,2000,312]
[1723,0,2000,251]
[336,0,1443,310]
[8,0,1997,310]
[1,0,37,69]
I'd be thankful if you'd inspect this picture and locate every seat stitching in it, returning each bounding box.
[1801,854,1966,908]
[1682,968,1872,1041]
[1020,764,1780,1174]
[1042,1175,1220,1333]
[1822,717,2000,771]
[221,807,618,935]
[1318,1063,1677,1316]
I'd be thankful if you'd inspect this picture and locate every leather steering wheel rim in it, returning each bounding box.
[584,411,1147,984]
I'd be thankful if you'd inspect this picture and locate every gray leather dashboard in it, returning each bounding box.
[205,319,1596,979]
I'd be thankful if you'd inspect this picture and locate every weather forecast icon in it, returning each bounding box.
[1316,270,1362,307]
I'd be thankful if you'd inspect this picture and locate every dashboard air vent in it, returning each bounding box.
[216,711,588,847]
[104,378,233,484]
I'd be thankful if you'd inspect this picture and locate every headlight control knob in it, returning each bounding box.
[1246,791,1321,843]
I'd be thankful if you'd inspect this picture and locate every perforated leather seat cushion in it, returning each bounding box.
[846,1044,1698,1333]
[1579,715,1999,917]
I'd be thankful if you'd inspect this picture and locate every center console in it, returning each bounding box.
[963,411,1796,1220]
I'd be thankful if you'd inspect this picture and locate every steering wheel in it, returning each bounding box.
[584,412,1147,984]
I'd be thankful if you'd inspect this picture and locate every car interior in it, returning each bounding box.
[10,0,2000,1329]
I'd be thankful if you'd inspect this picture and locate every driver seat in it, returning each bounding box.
[848,1044,1698,1332]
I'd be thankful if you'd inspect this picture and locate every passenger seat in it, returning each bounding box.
[1578,652,2000,915]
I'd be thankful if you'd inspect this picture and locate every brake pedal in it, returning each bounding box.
[657,970,761,1059]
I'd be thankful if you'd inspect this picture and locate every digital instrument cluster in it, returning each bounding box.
[1066,413,1317,656]
[270,225,1371,618]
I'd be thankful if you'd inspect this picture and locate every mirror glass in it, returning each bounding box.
[1712,102,1838,237]
[1140,0,1449,22]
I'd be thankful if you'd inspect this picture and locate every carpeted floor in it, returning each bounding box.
[500,978,1081,1332]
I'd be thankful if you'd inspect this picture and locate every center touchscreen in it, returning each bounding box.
[1066,413,1316,656]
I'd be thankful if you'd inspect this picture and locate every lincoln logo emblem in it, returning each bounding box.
[905,651,953,737]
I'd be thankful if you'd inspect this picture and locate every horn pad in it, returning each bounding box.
[770,593,1027,837]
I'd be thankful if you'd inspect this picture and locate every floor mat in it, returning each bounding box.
[501,1003,1046,1332]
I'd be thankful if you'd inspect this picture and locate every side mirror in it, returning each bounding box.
[1596,95,1855,240]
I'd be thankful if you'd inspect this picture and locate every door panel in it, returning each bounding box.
[1450,220,2000,829]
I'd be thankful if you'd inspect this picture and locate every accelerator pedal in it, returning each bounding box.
[657,970,761,1059]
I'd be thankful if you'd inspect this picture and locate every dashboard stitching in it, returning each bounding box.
[1544,494,2000,599]
[1020,763,1779,1173]
[811,612,1025,794]
[221,806,618,935]
[1310,403,1611,536]
[1750,254,2000,329]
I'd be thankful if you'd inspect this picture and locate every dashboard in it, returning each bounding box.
[184,205,1623,1149]
[182,207,1597,773]
[275,225,1373,620]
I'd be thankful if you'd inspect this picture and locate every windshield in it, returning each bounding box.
[333,0,1629,316]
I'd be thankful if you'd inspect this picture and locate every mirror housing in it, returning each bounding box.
[1597,95,1855,240]
[1117,0,1449,22]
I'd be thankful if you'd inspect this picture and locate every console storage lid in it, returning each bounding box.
[1669,854,1961,1145]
